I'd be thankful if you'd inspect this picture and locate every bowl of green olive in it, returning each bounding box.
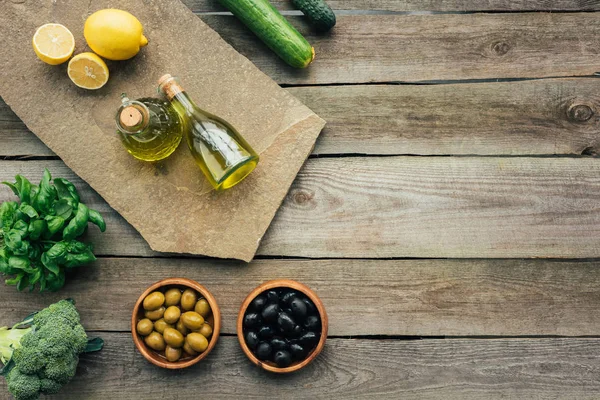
[237,279,328,373]
[131,278,221,369]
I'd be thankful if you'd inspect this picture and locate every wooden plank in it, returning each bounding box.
[4,78,600,157]
[199,13,600,84]
[1,335,599,399]
[2,258,600,336]
[1,158,600,258]
[183,0,600,12]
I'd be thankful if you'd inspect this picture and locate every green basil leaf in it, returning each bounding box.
[12,220,28,238]
[3,175,33,204]
[5,231,22,252]
[62,203,89,240]
[0,202,17,233]
[27,243,41,261]
[33,169,56,215]
[8,256,34,273]
[27,219,46,241]
[45,215,65,236]
[88,209,106,232]
[2,181,18,196]
[53,178,80,205]
[0,257,10,274]
[5,273,24,287]
[53,199,73,220]
[41,252,60,276]
[18,203,38,219]
[16,274,29,291]
[45,242,68,264]
[63,243,96,268]
[45,272,65,292]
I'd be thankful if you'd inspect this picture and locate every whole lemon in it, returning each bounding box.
[84,9,148,60]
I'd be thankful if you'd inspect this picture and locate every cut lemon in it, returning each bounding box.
[67,53,109,90]
[32,23,75,65]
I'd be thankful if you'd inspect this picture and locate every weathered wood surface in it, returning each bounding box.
[3,78,600,157]
[183,0,600,12]
[1,335,599,399]
[200,13,600,84]
[2,258,600,336]
[2,158,599,259]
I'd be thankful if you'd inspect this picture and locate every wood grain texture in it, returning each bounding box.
[1,258,600,336]
[4,78,600,157]
[1,335,599,399]
[1,158,600,259]
[199,13,600,84]
[183,0,600,12]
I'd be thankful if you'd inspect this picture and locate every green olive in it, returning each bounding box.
[181,311,204,331]
[165,345,182,362]
[154,318,173,334]
[163,327,185,348]
[181,289,198,311]
[186,332,208,353]
[145,306,165,321]
[143,291,165,311]
[164,306,181,324]
[136,318,154,336]
[183,340,197,356]
[165,288,182,307]
[194,299,211,318]
[198,323,213,338]
[176,319,188,336]
[144,331,165,351]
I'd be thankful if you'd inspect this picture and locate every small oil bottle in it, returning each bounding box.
[116,94,184,162]
[157,75,259,190]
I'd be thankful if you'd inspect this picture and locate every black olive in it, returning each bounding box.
[289,343,306,360]
[290,298,307,320]
[255,342,272,361]
[266,290,279,305]
[281,291,297,305]
[261,304,280,323]
[274,350,293,368]
[302,297,317,315]
[277,312,296,333]
[250,295,267,311]
[259,325,276,339]
[244,312,261,329]
[304,315,321,331]
[299,331,319,348]
[245,331,259,350]
[289,324,303,338]
[270,337,288,351]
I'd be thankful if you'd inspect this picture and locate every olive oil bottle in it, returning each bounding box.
[157,74,259,190]
[116,94,184,161]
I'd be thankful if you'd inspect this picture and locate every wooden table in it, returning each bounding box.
[2,1,600,398]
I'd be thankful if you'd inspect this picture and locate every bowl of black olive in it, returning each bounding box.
[237,279,328,373]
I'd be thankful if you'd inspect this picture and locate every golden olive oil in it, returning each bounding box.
[116,94,183,162]
[158,75,259,190]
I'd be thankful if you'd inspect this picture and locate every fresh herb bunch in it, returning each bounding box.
[0,169,106,292]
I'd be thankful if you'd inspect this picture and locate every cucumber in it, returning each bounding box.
[292,0,336,32]
[218,0,315,69]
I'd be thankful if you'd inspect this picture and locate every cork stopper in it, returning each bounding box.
[119,106,143,129]
[158,74,184,100]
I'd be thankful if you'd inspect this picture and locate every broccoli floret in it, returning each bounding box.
[39,377,62,395]
[37,321,86,358]
[43,355,78,385]
[11,345,46,375]
[6,368,40,400]
[32,299,80,328]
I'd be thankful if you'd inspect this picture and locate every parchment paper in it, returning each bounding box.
[0,0,325,261]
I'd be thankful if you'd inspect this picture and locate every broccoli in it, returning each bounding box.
[0,299,104,400]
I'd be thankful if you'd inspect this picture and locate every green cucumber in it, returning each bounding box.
[292,0,336,32]
[218,0,315,68]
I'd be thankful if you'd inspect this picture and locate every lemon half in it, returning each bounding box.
[32,23,75,65]
[67,53,109,90]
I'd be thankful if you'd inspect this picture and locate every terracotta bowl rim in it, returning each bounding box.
[131,277,221,369]
[237,279,328,373]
